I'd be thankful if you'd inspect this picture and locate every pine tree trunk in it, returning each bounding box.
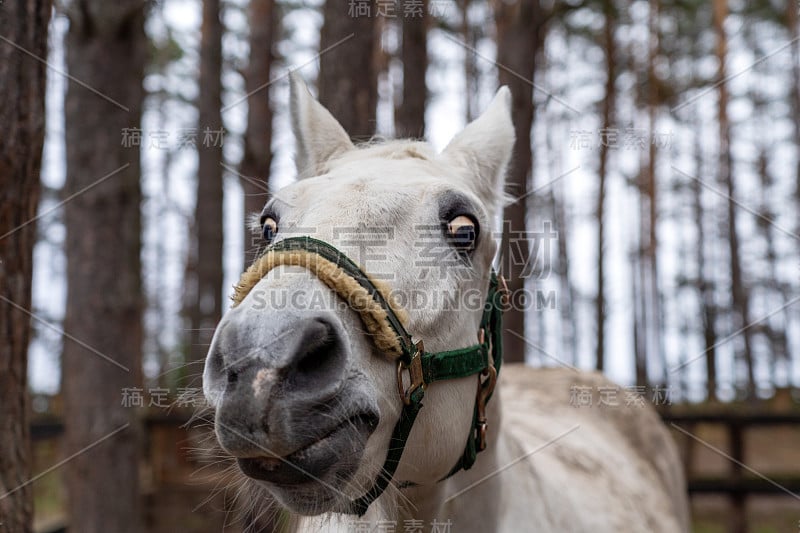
[595,5,616,371]
[187,0,225,368]
[632,247,648,387]
[713,0,755,399]
[240,0,275,265]
[645,0,666,385]
[319,1,378,138]
[460,0,481,122]
[787,0,800,234]
[755,148,789,384]
[495,0,542,363]
[62,1,147,531]
[395,0,427,138]
[550,179,577,365]
[692,122,718,401]
[0,2,52,531]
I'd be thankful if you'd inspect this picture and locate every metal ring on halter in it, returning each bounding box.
[475,363,498,451]
[396,340,425,406]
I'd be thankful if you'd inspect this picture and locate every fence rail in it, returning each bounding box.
[661,409,800,533]
[30,409,800,533]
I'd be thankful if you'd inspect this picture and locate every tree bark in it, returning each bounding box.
[691,121,718,401]
[632,248,648,387]
[595,4,615,371]
[755,147,789,385]
[713,0,755,399]
[644,0,666,385]
[495,0,542,363]
[787,0,800,234]
[459,0,479,122]
[186,0,225,370]
[395,0,428,138]
[318,0,378,138]
[549,178,577,365]
[0,2,52,531]
[62,2,147,531]
[240,0,276,265]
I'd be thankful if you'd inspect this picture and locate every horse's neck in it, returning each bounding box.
[373,392,508,530]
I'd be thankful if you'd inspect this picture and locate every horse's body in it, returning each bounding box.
[203,74,690,532]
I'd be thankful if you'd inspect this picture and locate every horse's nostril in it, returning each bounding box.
[296,335,336,375]
[227,369,239,385]
[289,318,344,390]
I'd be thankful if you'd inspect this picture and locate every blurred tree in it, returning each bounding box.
[495,0,545,363]
[0,1,53,531]
[657,0,718,398]
[240,0,276,265]
[540,115,578,365]
[713,0,756,399]
[395,0,428,138]
[787,0,800,234]
[185,0,225,371]
[62,0,147,531]
[319,0,378,137]
[458,0,479,122]
[594,0,617,371]
[145,17,185,387]
[643,0,666,385]
[754,143,790,384]
[690,118,718,401]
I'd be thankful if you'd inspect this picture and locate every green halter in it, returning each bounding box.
[253,236,506,517]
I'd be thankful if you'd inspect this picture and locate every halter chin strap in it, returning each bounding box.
[232,236,506,517]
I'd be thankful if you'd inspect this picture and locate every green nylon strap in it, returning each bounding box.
[348,386,425,516]
[485,272,504,378]
[255,237,503,516]
[421,272,503,385]
[421,345,488,384]
[440,273,504,479]
[442,405,481,480]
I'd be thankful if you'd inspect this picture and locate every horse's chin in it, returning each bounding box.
[234,413,377,515]
[259,479,345,515]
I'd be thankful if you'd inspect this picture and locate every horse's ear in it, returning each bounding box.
[442,86,515,204]
[289,71,355,179]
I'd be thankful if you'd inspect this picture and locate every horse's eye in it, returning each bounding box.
[447,215,477,252]
[262,217,278,243]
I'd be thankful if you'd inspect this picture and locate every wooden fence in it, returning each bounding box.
[31,407,800,532]
[662,409,800,533]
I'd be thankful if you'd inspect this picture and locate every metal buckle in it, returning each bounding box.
[396,340,426,406]
[475,363,498,451]
[497,275,510,309]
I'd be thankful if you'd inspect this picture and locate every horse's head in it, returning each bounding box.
[203,74,514,516]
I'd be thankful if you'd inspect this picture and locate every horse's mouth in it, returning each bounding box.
[236,413,378,486]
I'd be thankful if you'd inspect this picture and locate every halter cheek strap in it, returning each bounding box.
[232,236,506,517]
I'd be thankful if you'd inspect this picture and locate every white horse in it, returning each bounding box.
[202,74,690,532]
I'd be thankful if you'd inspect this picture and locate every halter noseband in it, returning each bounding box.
[231,236,506,516]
